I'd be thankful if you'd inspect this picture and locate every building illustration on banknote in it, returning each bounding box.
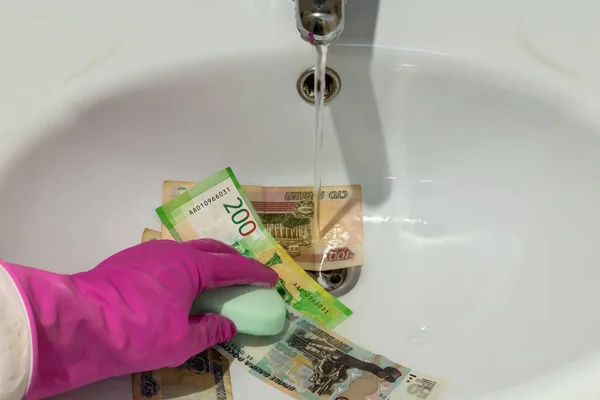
[284,328,403,396]
[238,315,407,400]
[251,200,313,258]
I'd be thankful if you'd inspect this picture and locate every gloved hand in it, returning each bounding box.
[3,239,279,400]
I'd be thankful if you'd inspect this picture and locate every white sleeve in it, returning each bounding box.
[0,264,32,400]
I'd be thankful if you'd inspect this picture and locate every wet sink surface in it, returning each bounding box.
[2,47,600,399]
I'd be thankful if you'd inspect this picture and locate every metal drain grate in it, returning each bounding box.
[297,67,341,104]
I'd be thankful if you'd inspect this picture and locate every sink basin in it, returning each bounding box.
[2,41,600,400]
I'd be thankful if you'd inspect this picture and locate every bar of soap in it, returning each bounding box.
[192,286,286,336]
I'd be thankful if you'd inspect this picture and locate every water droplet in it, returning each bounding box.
[410,325,429,346]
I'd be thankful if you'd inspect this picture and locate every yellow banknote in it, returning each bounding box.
[141,228,161,242]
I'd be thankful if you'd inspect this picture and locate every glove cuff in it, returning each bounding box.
[2,262,91,400]
[0,262,33,400]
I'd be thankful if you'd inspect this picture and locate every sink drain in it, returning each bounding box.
[306,266,360,298]
[297,67,341,104]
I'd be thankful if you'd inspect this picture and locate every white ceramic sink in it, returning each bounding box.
[2,1,600,400]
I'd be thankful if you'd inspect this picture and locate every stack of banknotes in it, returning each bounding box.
[131,167,449,400]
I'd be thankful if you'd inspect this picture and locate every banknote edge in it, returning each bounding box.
[155,206,183,242]
[158,168,230,214]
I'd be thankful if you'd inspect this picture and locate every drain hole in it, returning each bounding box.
[297,67,341,104]
[306,267,360,297]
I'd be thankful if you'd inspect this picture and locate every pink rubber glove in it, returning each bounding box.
[3,239,279,400]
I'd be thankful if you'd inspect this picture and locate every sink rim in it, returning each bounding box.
[2,44,600,400]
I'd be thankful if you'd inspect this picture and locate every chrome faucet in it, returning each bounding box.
[294,0,345,45]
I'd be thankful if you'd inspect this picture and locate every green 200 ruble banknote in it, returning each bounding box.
[156,167,352,328]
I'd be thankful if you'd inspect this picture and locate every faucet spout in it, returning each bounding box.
[295,0,345,45]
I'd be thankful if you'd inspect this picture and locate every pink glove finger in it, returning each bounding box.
[198,253,279,292]
[187,313,237,355]
[184,239,241,256]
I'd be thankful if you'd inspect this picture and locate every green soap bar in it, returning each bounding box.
[192,286,286,336]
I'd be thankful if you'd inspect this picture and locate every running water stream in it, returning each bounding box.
[312,44,329,268]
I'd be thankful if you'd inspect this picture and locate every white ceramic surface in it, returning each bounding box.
[2,1,600,399]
